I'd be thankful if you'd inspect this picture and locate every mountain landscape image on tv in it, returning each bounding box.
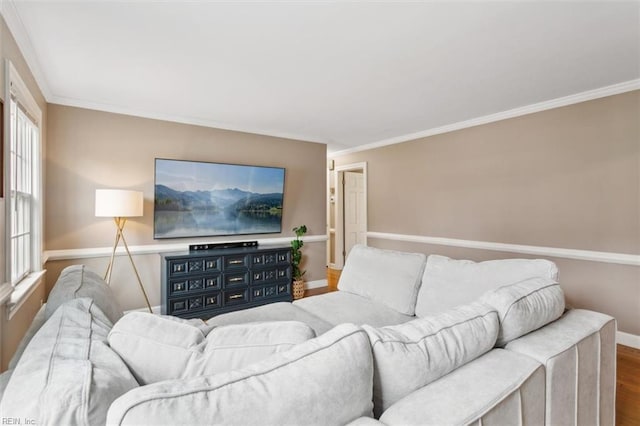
[154,159,285,239]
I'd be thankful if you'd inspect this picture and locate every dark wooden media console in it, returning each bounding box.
[161,245,292,319]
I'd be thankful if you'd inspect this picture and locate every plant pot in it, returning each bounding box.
[292,279,305,300]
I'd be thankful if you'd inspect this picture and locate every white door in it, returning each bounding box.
[344,171,366,260]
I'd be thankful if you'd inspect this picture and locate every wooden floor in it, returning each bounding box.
[326,267,341,291]
[617,344,640,425]
[323,267,640,425]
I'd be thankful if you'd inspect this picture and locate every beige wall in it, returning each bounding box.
[0,283,45,371]
[44,104,327,311]
[332,91,640,335]
[0,15,48,370]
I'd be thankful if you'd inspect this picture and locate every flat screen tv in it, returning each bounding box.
[154,158,285,239]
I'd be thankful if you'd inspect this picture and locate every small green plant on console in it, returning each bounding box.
[291,225,307,282]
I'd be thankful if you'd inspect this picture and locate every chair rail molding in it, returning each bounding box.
[367,232,640,266]
[44,235,329,262]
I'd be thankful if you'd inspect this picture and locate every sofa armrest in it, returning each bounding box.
[0,370,13,403]
[379,349,544,425]
[7,304,47,369]
[505,308,616,426]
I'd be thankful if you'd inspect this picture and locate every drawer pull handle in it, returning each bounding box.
[229,277,244,283]
[229,260,244,265]
[229,294,243,300]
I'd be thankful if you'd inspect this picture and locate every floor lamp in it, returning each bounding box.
[95,189,152,313]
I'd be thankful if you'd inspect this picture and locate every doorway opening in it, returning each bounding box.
[328,162,367,270]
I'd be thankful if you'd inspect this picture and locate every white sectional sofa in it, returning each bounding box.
[0,244,616,426]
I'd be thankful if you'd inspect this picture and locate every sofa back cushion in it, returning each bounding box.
[107,324,374,426]
[45,264,123,324]
[338,244,427,315]
[108,312,316,385]
[479,277,565,346]
[0,298,138,426]
[415,255,558,317]
[363,302,499,416]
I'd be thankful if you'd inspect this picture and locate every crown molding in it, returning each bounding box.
[330,79,640,158]
[0,0,52,100]
[0,1,325,145]
[3,0,638,153]
[50,94,329,145]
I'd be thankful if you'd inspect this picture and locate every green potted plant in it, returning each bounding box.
[291,225,307,299]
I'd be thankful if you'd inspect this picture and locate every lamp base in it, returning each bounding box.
[104,217,152,313]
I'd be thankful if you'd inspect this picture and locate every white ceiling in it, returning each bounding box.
[2,1,639,153]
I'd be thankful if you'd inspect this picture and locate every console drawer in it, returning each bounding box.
[252,268,277,283]
[224,254,249,269]
[169,274,221,295]
[225,271,250,287]
[224,289,249,306]
[204,257,222,272]
[277,283,291,296]
[169,257,222,277]
[169,295,205,315]
[251,284,278,300]
[252,251,291,267]
[204,293,222,309]
[252,267,291,284]
[169,279,188,295]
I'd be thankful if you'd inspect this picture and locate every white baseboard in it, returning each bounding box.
[306,279,327,290]
[617,331,640,349]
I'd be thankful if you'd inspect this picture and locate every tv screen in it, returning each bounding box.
[154,158,285,239]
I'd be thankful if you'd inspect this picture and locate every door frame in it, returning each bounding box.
[331,162,367,269]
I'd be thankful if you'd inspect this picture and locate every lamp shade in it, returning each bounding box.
[95,189,144,217]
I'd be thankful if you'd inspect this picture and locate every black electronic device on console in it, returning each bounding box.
[189,241,259,251]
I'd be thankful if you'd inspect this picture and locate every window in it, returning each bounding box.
[9,98,37,284]
[5,60,43,288]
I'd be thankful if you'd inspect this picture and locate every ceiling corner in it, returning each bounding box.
[1,0,53,101]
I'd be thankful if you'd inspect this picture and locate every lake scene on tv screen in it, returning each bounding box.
[154,159,285,239]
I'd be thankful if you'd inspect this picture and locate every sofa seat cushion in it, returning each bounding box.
[415,254,558,317]
[0,298,138,426]
[363,302,499,416]
[107,324,374,426]
[294,291,415,328]
[379,349,544,426]
[207,301,333,335]
[479,276,565,346]
[45,265,123,325]
[108,312,315,385]
[337,245,427,315]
